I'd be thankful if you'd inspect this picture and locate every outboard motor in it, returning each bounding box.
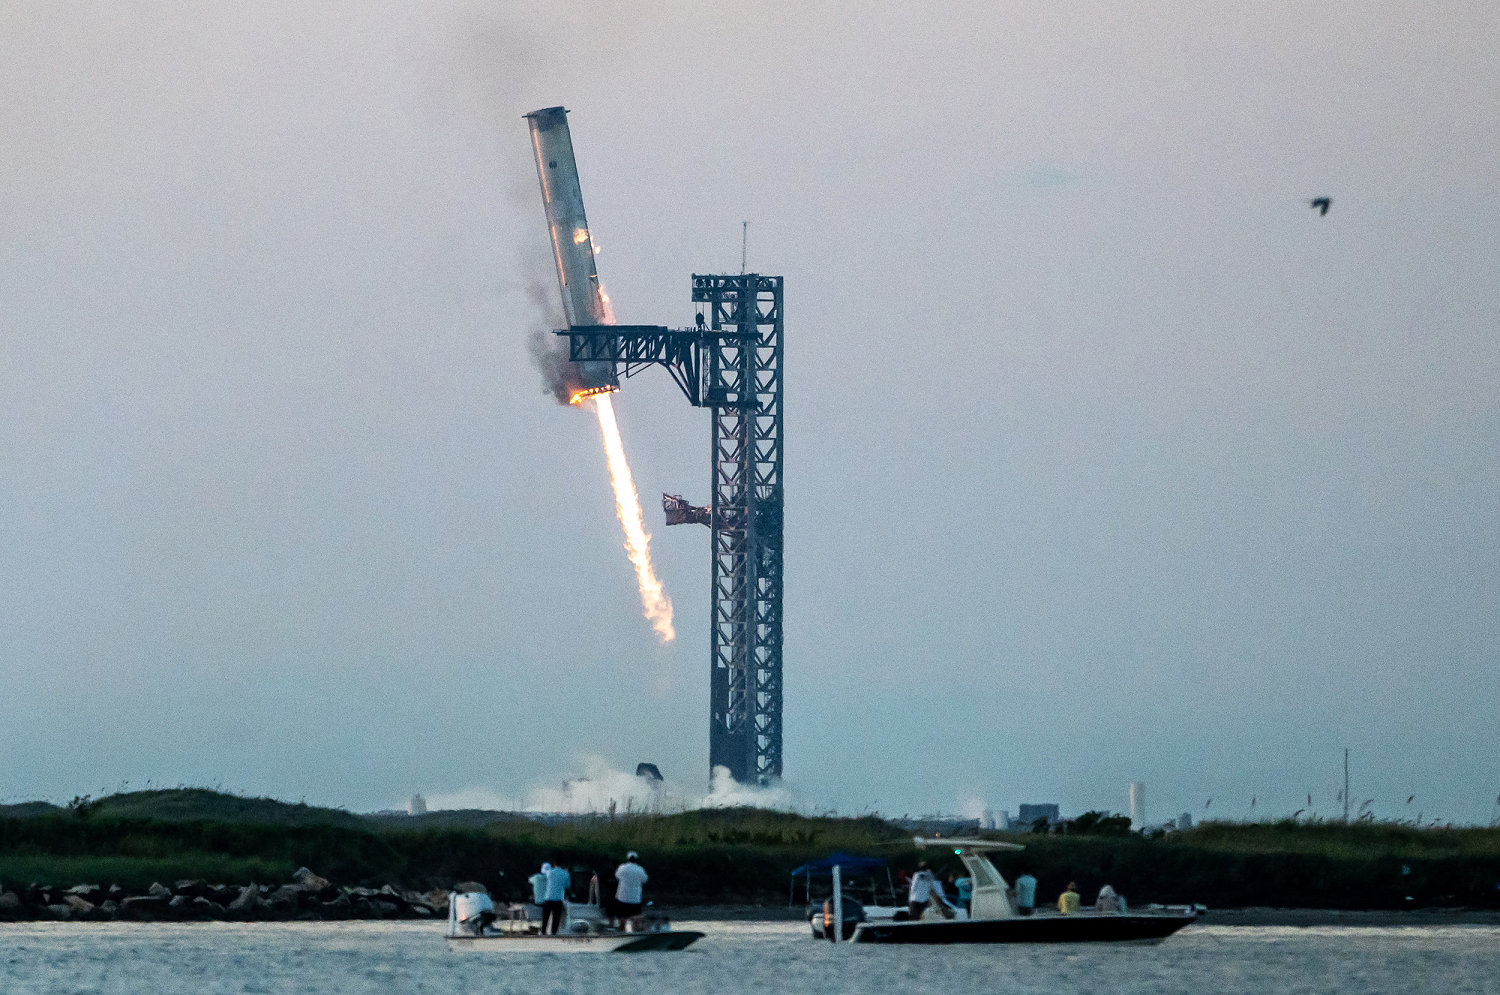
[452,891,496,936]
[818,897,866,941]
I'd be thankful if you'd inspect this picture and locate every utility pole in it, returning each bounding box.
[1343,748,1350,824]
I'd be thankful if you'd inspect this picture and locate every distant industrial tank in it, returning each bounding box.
[1128,782,1146,830]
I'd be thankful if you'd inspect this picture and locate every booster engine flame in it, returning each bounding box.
[589,392,675,642]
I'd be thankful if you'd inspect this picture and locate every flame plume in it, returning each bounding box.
[589,392,675,642]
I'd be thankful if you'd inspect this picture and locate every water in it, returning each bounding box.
[2,920,1498,994]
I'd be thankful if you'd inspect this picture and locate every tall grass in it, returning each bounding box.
[2,792,1499,908]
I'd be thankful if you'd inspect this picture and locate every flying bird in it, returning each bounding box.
[1310,197,1331,216]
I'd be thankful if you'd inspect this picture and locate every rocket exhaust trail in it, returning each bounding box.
[526,106,675,641]
[591,392,675,642]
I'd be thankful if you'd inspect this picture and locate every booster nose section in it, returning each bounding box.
[524,106,618,394]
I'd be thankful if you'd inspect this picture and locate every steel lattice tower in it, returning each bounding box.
[695,274,784,785]
[555,275,785,787]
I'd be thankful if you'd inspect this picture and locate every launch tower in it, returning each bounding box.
[528,106,784,786]
[560,277,784,786]
[695,274,784,785]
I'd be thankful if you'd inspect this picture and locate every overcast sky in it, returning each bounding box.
[2,1,1497,825]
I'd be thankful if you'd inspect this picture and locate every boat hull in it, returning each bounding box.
[447,930,703,953]
[851,913,1196,945]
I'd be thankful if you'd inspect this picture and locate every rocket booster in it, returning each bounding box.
[524,106,618,397]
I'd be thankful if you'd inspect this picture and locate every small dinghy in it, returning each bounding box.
[444,891,702,953]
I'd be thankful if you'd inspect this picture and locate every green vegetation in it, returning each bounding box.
[2,790,1498,909]
[57,789,367,828]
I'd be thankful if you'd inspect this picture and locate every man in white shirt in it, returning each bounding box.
[906,861,936,919]
[612,851,649,928]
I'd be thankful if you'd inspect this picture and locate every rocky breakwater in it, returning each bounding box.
[0,867,453,922]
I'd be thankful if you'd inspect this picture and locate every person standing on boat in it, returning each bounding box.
[955,874,973,913]
[529,863,550,908]
[1057,881,1082,915]
[612,851,649,928]
[1013,867,1038,916]
[906,862,937,919]
[541,860,571,934]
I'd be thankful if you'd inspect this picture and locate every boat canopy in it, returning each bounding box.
[789,852,888,878]
[789,852,896,907]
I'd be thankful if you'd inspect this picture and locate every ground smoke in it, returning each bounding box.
[423,759,795,815]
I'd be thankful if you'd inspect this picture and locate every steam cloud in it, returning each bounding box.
[422,758,797,815]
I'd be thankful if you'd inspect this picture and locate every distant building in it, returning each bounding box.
[407,794,426,816]
[1128,782,1146,830]
[1178,811,1192,830]
[889,815,985,835]
[1017,803,1060,828]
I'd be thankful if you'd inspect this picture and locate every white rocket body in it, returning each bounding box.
[524,106,617,397]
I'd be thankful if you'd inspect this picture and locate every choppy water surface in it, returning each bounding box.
[2,920,1498,994]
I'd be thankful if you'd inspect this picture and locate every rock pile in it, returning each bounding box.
[0,868,453,922]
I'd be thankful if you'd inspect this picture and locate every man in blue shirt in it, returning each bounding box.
[542,861,571,934]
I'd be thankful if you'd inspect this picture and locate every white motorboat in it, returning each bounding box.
[819,839,1200,945]
[444,891,702,953]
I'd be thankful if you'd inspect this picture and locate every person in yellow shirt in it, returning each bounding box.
[1057,881,1082,914]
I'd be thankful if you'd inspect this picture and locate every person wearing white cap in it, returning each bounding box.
[529,863,550,906]
[612,851,649,928]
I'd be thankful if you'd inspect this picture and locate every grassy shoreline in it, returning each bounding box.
[3,790,1498,912]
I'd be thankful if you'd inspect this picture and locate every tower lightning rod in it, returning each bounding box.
[741,222,747,275]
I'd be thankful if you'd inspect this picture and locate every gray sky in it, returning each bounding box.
[2,1,1497,824]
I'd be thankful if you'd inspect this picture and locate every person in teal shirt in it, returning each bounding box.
[955,875,973,911]
[542,862,571,934]
[1013,869,1037,916]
